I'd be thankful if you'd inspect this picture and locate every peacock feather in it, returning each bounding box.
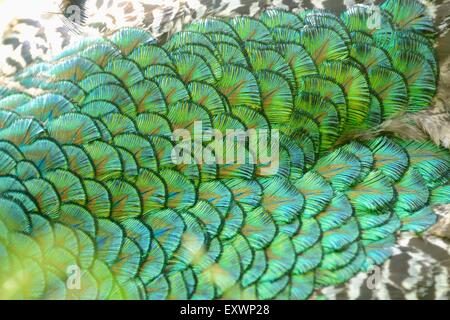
[0,0,449,300]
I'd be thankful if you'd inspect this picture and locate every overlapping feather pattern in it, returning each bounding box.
[0,0,449,299]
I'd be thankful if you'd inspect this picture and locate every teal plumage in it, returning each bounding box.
[0,0,449,300]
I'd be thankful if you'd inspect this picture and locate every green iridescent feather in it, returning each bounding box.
[0,0,448,300]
